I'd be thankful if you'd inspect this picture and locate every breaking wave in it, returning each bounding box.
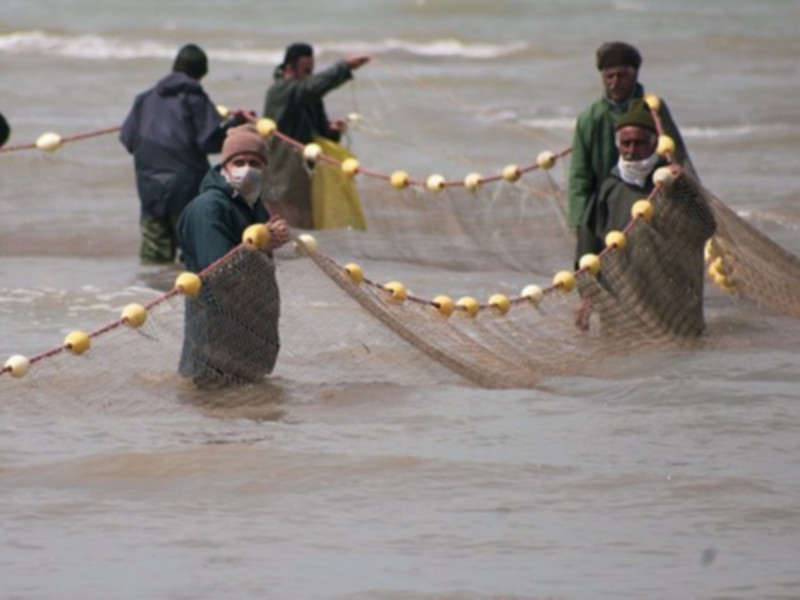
[0,30,527,63]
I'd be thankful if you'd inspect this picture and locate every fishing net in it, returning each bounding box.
[3,124,800,405]
[5,153,795,405]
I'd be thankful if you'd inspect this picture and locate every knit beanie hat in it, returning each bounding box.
[221,124,268,165]
[615,99,657,133]
[596,41,642,71]
[282,42,313,68]
[173,44,208,80]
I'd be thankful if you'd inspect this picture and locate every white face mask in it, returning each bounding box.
[225,165,263,207]
[617,152,659,188]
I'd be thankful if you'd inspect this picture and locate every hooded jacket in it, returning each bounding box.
[120,72,227,220]
[176,165,279,385]
[567,83,693,228]
[177,165,270,273]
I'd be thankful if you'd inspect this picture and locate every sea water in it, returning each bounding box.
[1,1,800,598]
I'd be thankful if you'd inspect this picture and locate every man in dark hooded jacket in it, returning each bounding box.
[120,44,246,264]
[262,43,369,229]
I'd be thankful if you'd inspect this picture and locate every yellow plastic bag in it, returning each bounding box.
[311,137,366,230]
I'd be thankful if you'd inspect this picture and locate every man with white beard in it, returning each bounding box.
[575,98,681,261]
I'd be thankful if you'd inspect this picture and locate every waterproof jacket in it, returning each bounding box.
[567,83,693,228]
[261,61,353,212]
[120,72,227,220]
[177,166,270,273]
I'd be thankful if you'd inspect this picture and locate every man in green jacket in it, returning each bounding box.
[262,43,370,229]
[567,41,693,230]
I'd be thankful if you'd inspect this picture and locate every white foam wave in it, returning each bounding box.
[520,117,576,132]
[0,30,177,61]
[0,30,526,63]
[325,38,528,60]
[683,123,799,139]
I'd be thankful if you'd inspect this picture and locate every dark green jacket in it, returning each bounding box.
[576,159,666,262]
[176,166,280,385]
[177,166,270,273]
[567,83,693,228]
[261,61,353,210]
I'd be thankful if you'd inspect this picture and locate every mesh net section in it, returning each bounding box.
[312,165,573,274]
[179,248,281,388]
[579,172,717,339]
[2,162,800,399]
[704,192,800,318]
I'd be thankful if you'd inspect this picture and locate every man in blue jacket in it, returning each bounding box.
[177,124,290,387]
[120,44,246,264]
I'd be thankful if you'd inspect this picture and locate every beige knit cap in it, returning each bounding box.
[221,124,268,165]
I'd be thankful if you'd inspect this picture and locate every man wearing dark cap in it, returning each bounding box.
[574,100,714,334]
[575,99,675,261]
[262,43,370,229]
[120,44,248,264]
[567,41,693,234]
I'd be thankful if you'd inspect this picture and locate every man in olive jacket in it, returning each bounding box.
[262,43,369,229]
[567,41,693,230]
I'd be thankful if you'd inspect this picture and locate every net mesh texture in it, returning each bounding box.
[4,153,798,407]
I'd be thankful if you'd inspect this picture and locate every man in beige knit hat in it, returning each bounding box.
[177,124,290,387]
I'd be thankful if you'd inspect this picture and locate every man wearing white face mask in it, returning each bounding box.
[178,124,289,272]
[575,99,681,262]
[177,124,290,387]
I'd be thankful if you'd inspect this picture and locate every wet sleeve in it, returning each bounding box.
[118,99,140,153]
[567,114,595,228]
[289,61,353,105]
[187,93,226,154]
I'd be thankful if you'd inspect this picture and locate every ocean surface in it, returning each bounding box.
[1,1,800,598]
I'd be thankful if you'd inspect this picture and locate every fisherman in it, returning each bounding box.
[177,124,290,387]
[576,99,679,260]
[575,99,715,334]
[120,44,249,264]
[262,43,370,229]
[567,41,694,233]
